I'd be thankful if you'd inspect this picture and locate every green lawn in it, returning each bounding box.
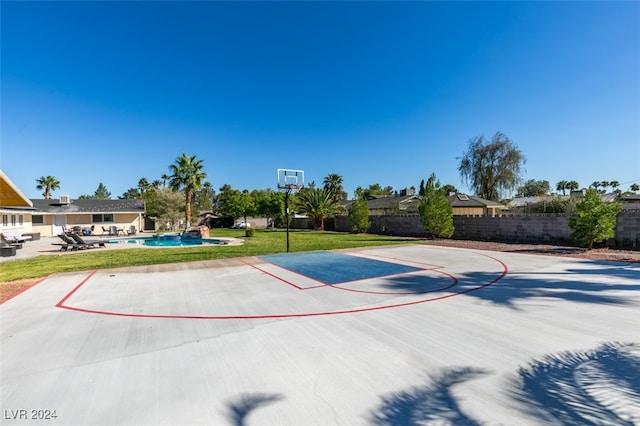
[0,229,424,283]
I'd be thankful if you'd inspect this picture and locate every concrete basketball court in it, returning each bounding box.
[2,244,639,425]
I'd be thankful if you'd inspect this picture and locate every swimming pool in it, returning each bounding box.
[109,236,226,247]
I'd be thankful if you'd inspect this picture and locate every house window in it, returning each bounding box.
[11,215,16,226]
[2,215,7,227]
[19,215,23,226]
[33,215,44,224]
[92,214,114,223]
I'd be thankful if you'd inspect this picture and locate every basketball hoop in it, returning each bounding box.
[277,168,305,253]
[284,183,303,193]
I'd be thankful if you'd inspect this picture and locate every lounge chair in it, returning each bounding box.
[127,225,137,235]
[109,225,119,236]
[54,234,84,251]
[1,232,33,244]
[101,226,110,235]
[69,233,106,248]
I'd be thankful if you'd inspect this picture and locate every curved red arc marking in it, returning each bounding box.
[55,249,509,320]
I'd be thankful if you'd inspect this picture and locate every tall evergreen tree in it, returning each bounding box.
[348,188,370,233]
[418,174,454,238]
[93,182,111,199]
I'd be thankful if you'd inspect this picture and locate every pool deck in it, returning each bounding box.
[0,233,244,262]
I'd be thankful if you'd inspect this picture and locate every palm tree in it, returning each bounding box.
[567,180,579,192]
[610,181,620,192]
[600,181,610,193]
[137,177,149,194]
[296,187,341,230]
[630,183,640,193]
[555,180,568,195]
[323,173,344,202]
[35,176,61,199]
[169,153,207,227]
[590,181,601,191]
[151,180,162,189]
[161,174,170,189]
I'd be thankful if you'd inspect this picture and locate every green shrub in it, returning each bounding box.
[418,173,454,238]
[348,198,371,233]
[245,228,256,237]
[569,189,622,249]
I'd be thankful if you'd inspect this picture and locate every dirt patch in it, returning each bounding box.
[426,239,640,263]
[0,278,42,303]
[2,241,638,303]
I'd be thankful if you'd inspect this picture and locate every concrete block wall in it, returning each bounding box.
[452,215,572,244]
[327,215,428,236]
[616,210,640,248]
[321,211,640,248]
[369,215,427,237]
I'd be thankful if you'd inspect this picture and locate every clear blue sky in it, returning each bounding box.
[2,1,639,200]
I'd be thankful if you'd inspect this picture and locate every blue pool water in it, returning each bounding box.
[109,236,225,247]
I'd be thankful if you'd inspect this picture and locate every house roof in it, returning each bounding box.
[508,195,562,208]
[446,193,506,209]
[353,193,505,211]
[30,198,145,214]
[366,195,420,210]
[0,170,33,208]
[620,193,640,202]
[509,192,631,207]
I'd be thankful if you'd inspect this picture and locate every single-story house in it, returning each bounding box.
[365,195,422,215]
[446,193,506,216]
[618,193,640,210]
[30,198,145,237]
[0,169,36,238]
[0,169,145,238]
[507,195,559,209]
[508,192,634,211]
[341,193,506,217]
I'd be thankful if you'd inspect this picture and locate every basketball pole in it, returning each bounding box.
[285,187,290,253]
[278,169,303,253]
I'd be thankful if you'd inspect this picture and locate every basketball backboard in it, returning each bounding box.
[277,169,304,192]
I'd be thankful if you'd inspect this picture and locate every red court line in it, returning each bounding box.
[234,258,310,290]
[243,255,437,291]
[55,270,98,308]
[330,269,458,295]
[54,250,509,320]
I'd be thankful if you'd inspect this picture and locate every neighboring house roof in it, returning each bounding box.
[367,195,421,211]
[600,192,620,203]
[508,195,563,208]
[30,198,145,214]
[620,193,640,202]
[0,169,33,208]
[446,193,506,209]
[508,192,630,208]
[346,193,505,213]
